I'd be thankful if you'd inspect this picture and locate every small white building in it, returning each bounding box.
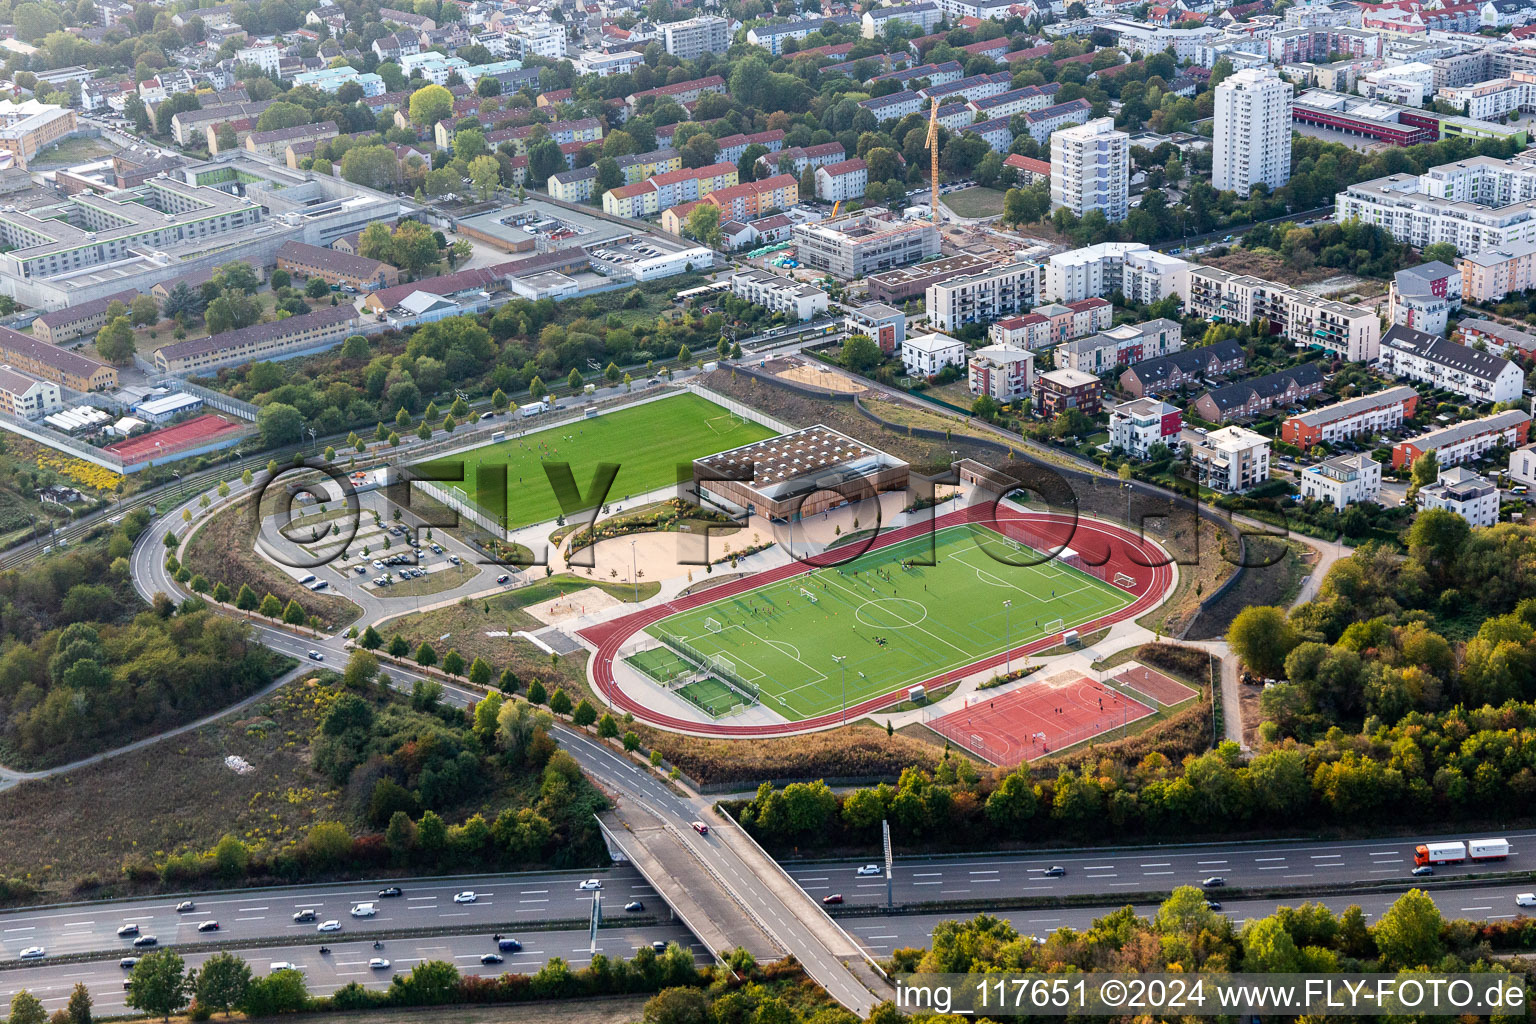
[902,331,966,378]
[1387,261,1461,337]
[1185,424,1271,493]
[132,392,203,423]
[1418,465,1501,527]
[1509,440,1536,487]
[1298,452,1382,510]
[1108,398,1183,458]
[727,267,829,321]
[968,345,1034,403]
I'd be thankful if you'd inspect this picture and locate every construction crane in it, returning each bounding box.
[926,97,940,221]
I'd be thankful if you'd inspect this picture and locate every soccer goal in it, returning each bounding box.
[799,586,819,604]
[1113,572,1137,589]
[705,617,724,633]
[1043,617,1065,635]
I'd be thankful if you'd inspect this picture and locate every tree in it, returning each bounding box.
[598,713,620,739]
[126,950,189,1021]
[389,634,410,657]
[527,679,547,705]
[258,402,305,446]
[684,202,722,248]
[643,988,709,1024]
[840,333,882,372]
[361,624,383,649]
[282,599,307,626]
[256,102,311,132]
[415,642,438,668]
[194,952,252,1017]
[160,281,205,321]
[305,276,332,299]
[499,667,520,693]
[549,688,573,715]
[392,221,440,276]
[469,154,501,200]
[259,593,282,618]
[64,984,91,1024]
[1372,889,1443,967]
[344,649,379,689]
[1407,448,1439,502]
[205,292,260,334]
[1422,241,1457,265]
[527,137,566,184]
[5,992,44,1024]
[594,156,623,194]
[341,145,400,191]
[573,699,598,727]
[408,84,454,127]
[358,222,396,263]
[442,648,465,677]
[95,316,136,364]
[468,656,492,685]
[1228,606,1297,678]
[130,294,160,327]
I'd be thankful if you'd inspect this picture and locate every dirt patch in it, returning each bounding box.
[777,362,866,393]
[524,585,624,625]
[1183,536,1315,641]
[1204,248,1344,287]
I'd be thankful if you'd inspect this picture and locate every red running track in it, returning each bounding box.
[578,502,1177,737]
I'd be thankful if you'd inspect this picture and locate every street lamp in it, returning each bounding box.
[832,654,847,727]
[630,538,638,603]
[1003,599,1012,674]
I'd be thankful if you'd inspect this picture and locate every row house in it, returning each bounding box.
[872,60,964,89]
[1056,318,1184,376]
[625,75,727,112]
[1457,317,1536,359]
[1379,324,1524,405]
[1191,363,1325,422]
[1392,408,1533,468]
[918,71,1014,105]
[1119,339,1248,398]
[714,130,785,166]
[603,162,738,218]
[728,268,829,321]
[1281,385,1421,447]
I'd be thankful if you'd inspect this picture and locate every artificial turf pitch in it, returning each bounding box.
[434,393,774,528]
[646,523,1136,722]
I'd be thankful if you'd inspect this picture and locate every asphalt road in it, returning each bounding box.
[786,833,1536,906]
[0,924,704,1014]
[0,871,658,961]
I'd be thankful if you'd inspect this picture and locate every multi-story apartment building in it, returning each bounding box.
[746,15,858,55]
[925,261,1039,333]
[858,90,927,123]
[1193,364,1326,422]
[1024,98,1093,144]
[1458,317,1536,359]
[902,331,967,377]
[704,175,798,223]
[1299,452,1382,509]
[1336,154,1536,253]
[548,165,598,203]
[626,76,728,113]
[31,289,138,345]
[1109,398,1183,458]
[1281,385,1419,447]
[1508,439,1536,486]
[759,142,846,178]
[862,3,942,38]
[1388,260,1461,335]
[1419,465,1501,526]
[918,72,1013,106]
[1051,117,1130,223]
[0,327,116,390]
[816,159,868,202]
[1044,242,1192,304]
[1187,265,1381,362]
[1186,425,1272,493]
[1213,68,1294,197]
[846,303,906,354]
[1379,324,1523,405]
[727,268,829,321]
[1057,318,1183,376]
[0,366,60,420]
[969,84,1062,120]
[1032,368,1103,418]
[793,209,940,279]
[0,101,78,170]
[1391,408,1532,468]
[662,16,729,60]
[1458,238,1536,302]
[152,305,361,375]
[245,121,337,161]
[603,162,738,218]
[1120,339,1248,398]
[969,345,1034,403]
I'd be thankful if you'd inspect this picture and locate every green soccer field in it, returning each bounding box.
[429,393,774,528]
[646,523,1137,721]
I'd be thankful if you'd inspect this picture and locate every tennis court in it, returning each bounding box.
[644,522,1136,721]
[1114,664,1198,707]
[928,673,1155,767]
[427,392,774,527]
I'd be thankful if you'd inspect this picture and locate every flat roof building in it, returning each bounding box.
[791,208,940,279]
[694,424,909,521]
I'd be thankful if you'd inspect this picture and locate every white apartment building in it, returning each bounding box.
[1387,260,1461,336]
[234,45,281,77]
[902,331,966,377]
[1043,242,1191,305]
[1213,68,1294,197]
[1188,265,1381,362]
[925,261,1039,332]
[727,268,829,321]
[862,3,942,38]
[1186,425,1272,493]
[1058,318,1183,375]
[1298,452,1382,510]
[1336,154,1536,253]
[1109,398,1183,458]
[662,16,729,60]
[1123,249,1193,305]
[0,365,61,420]
[969,345,1034,403]
[1418,465,1501,527]
[1507,440,1536,487]
[1379,324,1523,405]
[1050,118,1130,223]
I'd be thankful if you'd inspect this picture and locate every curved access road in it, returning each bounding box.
[578,502,1176,737]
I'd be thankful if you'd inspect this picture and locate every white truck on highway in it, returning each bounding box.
[1413,837,1510,865]
[519,398,550,418]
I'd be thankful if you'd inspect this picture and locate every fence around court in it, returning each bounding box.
[657,630,762,706]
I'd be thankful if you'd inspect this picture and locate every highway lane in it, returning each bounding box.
[786,833,1536,906]
[0,924,705,1014]
[841,878,1536,952]
[0,872,659,961]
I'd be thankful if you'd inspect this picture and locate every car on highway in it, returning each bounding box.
[651,940,668,952]
[132,936,159,948]
[856,864,880,876]
[1043,866,1066,877]
[1517,893,1536,907]
[1412,865,1434,876]
[1205,901,1222,911]
[197,921,219,932]
[350,903,377,917]
[497,938,522,951]
[378,887,403,898]
[269,962,300,973]
[19,947,44,960]
[317,920,342,932]
[369,958,391,970]
[625,900,644,912]
[175,901,195,912]
[690,821,709,835]
[307,650,324,661]
[1201,877,1226,888]
[120,958,139,969]
[822,893,844,905]
[579,879,602,890]
[293,909,318,922]
[480,953,504,965]
[454,891,478,903]
[117,924,140,936]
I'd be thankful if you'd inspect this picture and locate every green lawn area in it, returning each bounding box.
[646,523,1135,721]
[941,187,1007,219]
[426,392,774,528]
